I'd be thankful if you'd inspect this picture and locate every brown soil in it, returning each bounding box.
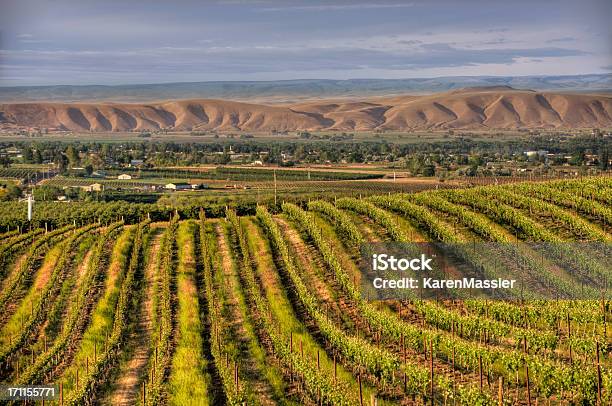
[241,218,315,404]
[0,251,28,291]
[215,223,277,405]
[0,246,58,328]
[104,229,163,406]
[274,217,335,304]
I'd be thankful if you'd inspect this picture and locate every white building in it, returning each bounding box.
[81,183,104,192]
[165,182,192,191]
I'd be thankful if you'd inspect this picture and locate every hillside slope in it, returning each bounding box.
[1,88,611,132]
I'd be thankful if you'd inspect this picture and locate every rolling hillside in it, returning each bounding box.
[1,87,611,132]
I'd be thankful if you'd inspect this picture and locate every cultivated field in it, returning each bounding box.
[0,177,609,405]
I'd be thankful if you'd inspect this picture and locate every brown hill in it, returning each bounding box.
[1,88,610,132]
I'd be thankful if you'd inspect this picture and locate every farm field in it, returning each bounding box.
[0,176,609,405]
[37,167,427,197]
[0,130,561,144]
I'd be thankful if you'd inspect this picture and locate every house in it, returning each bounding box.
[129,159,144,167]
[118,173,132,180]
[81,183,104,192]
[229,153,248,161]
[523,150,548,158]
[165,182,192,191]
[91,170,106,178]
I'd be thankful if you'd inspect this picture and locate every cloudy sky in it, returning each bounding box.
[0,0,610,86]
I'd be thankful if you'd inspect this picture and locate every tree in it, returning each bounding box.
[33,149,43,164]
[569,151,585,166]
[599,148,609,170]
[33,185,62,201]
[23,147,33,163]
[101,144,111,160]
[65,146,80,167]
[0,183,22,201]
[89,154,104,169]
[0,156,10,168]
[54,153,69,174]
[468,154,483,167]
[348,150,365,163]
[422,164,436,177]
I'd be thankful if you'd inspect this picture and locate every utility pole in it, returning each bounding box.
[27,193,34,221]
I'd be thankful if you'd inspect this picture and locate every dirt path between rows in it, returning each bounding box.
[0,250,28,290]
[274,216,370,336]
[36,244,94,350]
[274,217,335,303]
[104,229,163,406]
[215,223,277,406]
[0,243,62,329]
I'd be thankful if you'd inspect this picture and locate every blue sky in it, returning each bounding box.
[0,0,610,86]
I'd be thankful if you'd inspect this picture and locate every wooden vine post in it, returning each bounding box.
[333,355,337,384]
[602,297,607,337]
[596,341,602,405]
[478,353,483,391]
[358,374,363,406]
[430,339,434,405]
[234,361,239,389]
[525,362,531,406]
[567,313,572,363]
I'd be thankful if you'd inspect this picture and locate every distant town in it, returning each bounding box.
[0,130,609,203]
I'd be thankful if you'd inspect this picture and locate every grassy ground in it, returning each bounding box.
[243,217,381,402]
[60,226,135,395]
[0,242,63,346]
[168,221,211,406]
[216,219,289,404]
